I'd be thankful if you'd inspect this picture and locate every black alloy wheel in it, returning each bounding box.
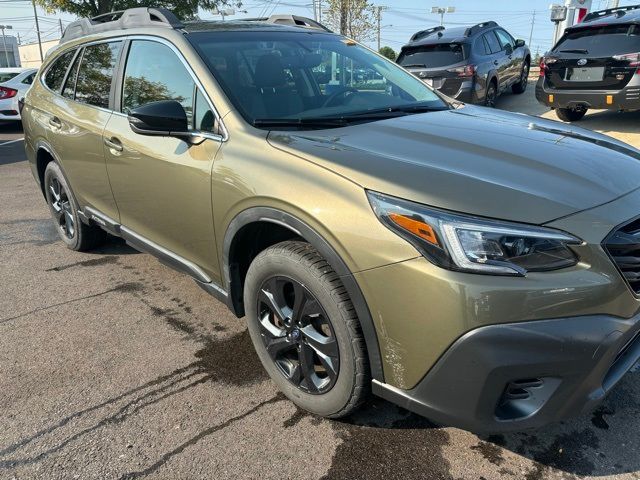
[257,275,339,394]
[46,175,75,240]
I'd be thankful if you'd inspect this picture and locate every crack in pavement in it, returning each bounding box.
[118,394,286,480]
[0,282,144,325]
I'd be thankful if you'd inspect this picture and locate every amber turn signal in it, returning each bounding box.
[389,213,440,246]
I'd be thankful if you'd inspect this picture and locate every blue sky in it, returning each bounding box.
[0,0,638,54]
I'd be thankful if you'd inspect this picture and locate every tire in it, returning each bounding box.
[512,62,529,94]
[43,161,106,251]
[485,80,497,108]
[244,241,369,418]
[556,107,587,122]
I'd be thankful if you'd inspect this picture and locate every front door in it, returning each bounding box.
[103,39,223,281]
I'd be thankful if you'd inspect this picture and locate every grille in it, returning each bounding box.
[604,217,640,294]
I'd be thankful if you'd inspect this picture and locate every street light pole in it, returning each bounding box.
[32,0,43,62]
[375,5,388,52]
[431,6,455,27]
[0,25,13,68]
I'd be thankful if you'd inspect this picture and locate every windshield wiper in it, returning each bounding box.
[342,104,449,118]
[253,118,348,128]
[559,49,589,54]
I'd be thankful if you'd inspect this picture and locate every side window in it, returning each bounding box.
[21,73,35,85]
[476,37,490,56]
[121,40,195,125]
[75,42,122,109]
[495,29,514,52]
[44,49,76,92]
[193,88,216,133]
[483,32,502,54]
[62,50,81,99]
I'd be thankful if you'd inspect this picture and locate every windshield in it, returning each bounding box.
[188,30,447,128]
[554,24,640,56]
[397,43,469,68]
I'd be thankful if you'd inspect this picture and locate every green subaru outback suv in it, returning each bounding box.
[22,8,640,432]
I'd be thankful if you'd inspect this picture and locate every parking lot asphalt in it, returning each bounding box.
[2,86,640,480]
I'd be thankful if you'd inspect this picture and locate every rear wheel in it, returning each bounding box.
[556,107,587,122]
[244,241,369,418]
[44,161,105,251]
[484,80,497,108]
[512,62,529,94]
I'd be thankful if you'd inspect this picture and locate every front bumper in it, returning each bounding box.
[535,78,640,111]
[373,312,640,432]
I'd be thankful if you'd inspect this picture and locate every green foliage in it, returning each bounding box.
[378,46,396,61]
[35,0,239,19]
[323,0,376,41]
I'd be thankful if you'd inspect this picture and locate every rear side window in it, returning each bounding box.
[21,73,35,85]
[62,50,81,99]
[74,42,122,109]
[121,40,195,123]
[44,49,76,92]
[483,32,502,54]
[398,43,468,68]
[554,24,640,56]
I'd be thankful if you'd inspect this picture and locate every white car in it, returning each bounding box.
[0,68,38,122]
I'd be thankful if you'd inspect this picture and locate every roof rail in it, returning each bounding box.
[583,4,640,22]
[464,21,498,37]
[409,26,445,42]
[60,7,183,44]
[239,14,332,32]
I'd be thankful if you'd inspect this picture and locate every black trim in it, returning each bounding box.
[373,312,640,433]
[223,207,385,382]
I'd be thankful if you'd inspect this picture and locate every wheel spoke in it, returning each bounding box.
[291,282,309,323]
[258,310,285,339]
[265,336,293,359]
[299,344,319,393]
[301,324,338,359]
[260,278,290,324]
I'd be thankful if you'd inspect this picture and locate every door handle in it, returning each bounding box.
[49,116,61,128]
[104,137,123,152]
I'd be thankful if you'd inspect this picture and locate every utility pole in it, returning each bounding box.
[318,0,322,23]
[32,0,43,62]
[0,25,12,68]
[431,6,455,27]
[375,5,387,52]
[58,18,64,37]
[528,10,536,46]
[609,0,620,8]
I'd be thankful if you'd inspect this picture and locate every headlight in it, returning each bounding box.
[368,191,582,276]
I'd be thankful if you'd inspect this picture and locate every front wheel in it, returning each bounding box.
[556,107,587,122]
[512,62,529,94]
[244,241,369,418]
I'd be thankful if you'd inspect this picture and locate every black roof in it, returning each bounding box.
[402,21,497,48]
[569,4,640,30]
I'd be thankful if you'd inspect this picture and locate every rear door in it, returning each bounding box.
[45,41,122,220]
[103,38,223,280]
[546,24,640,90]
[482,31,510,89]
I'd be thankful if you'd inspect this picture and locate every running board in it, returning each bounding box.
[83,206,228,302]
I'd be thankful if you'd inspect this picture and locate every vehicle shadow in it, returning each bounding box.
[577,109,640,136]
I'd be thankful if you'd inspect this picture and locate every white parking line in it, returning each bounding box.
[0,138,24,146]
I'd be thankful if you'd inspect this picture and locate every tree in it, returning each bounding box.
[323,0,376,42]
[35,0,240,19]
[378,46,396,61]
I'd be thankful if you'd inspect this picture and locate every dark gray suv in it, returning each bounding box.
[397,22,531,107]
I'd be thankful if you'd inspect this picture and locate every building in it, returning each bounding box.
[0,35,20,68]
[18,39,60,68]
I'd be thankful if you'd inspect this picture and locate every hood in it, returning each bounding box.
[267,105,640,224]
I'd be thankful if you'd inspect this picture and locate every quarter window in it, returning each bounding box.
[121,40,195,123]
[75,42,122,109]
[62,51,81,99]
[44,49,76,92]
[193,87,216,132]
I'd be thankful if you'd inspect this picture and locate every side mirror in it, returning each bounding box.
[127,100,189,138]
[515,39,526,49]
[504,43,513,55]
